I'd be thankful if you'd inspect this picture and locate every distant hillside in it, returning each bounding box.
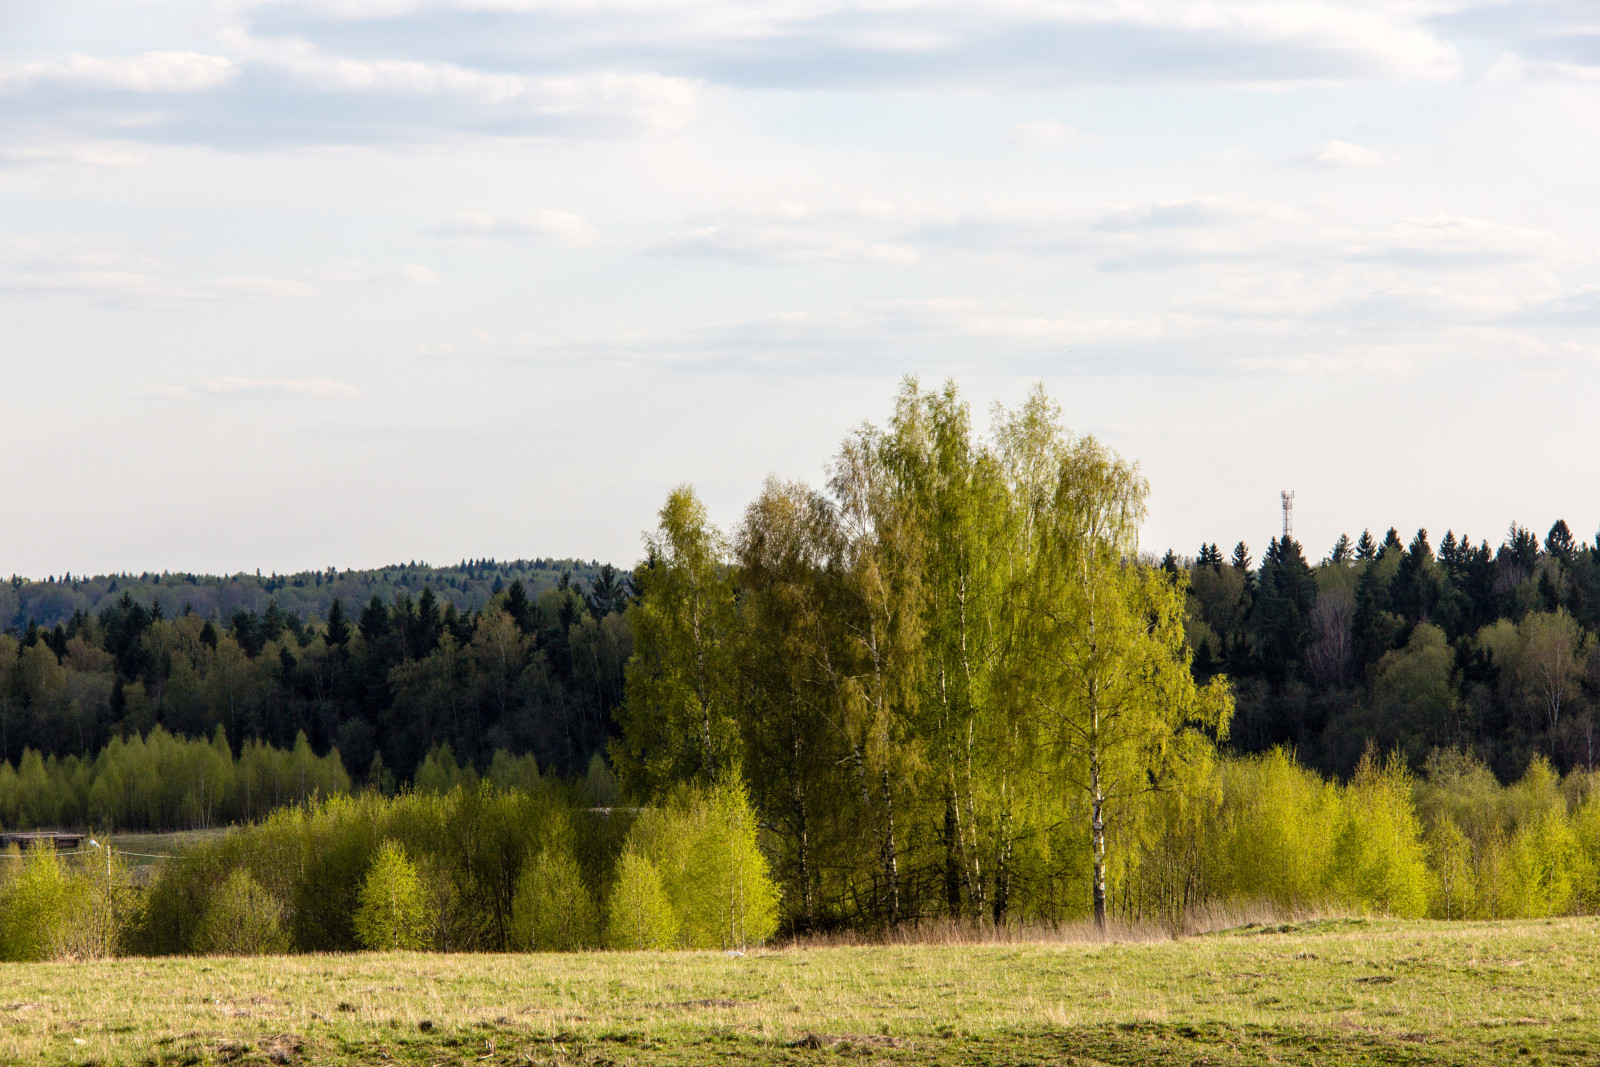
[0,558,615,633]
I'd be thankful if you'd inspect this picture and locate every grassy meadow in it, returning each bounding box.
[1,917,1596,1066]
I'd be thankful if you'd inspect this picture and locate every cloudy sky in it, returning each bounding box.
[2,0,1598,577]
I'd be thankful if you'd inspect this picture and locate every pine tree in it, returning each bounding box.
[325,598,351,648]
[1547,520,1576,562]
[1355,529,1378,561]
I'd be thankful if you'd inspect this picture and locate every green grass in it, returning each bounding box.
[1,917,1595,1066]
[103,829,232,867]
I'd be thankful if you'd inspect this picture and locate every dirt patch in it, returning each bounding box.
[792,1033,904,1050]
[260,1033,305,1064]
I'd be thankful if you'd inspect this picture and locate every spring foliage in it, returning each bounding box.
[355,841,430,951]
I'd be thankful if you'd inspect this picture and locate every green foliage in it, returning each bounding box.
[0,726,350,833]
[1325,753,1430,917]
[0,845,86,961]
[625,776,781,949]
[354,840,431,951]
[192,869,289,956]
[604,850,678,950]
[613,487,741,796]
[512,844,599,951]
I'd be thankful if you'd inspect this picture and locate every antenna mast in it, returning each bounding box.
[1281,491,1295,540]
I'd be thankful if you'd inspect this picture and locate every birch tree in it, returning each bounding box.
[1015,435,1232,928]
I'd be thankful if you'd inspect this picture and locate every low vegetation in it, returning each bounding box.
[0,917,1596,1065]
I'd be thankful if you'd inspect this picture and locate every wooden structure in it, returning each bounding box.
[0,831,85,850]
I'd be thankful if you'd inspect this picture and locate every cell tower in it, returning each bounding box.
[1281,491,1295,540]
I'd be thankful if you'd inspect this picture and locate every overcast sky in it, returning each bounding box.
[2,0,1597,578]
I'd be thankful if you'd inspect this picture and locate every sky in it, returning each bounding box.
[2,0,1599,578]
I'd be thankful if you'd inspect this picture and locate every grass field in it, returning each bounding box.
[1,917,1595,1066]
[102,829,233,866]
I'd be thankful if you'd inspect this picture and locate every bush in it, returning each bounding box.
[513,846,598,951]
[618,774,779,949]
[56,847,142,960]
[605,851,677,950]
[1326,752,1430,917]
[354,841,430,951]
[193,869,289,955]
[0,846,86,961]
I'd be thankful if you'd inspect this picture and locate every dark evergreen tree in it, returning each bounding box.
[504,580,534,635]
[1252,537,1318,685]
[325,598,351,648]
[1547,519,1576,562]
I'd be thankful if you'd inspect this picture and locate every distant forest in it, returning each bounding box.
[1173,521,1600,783]
[6,525,1600,796]
[2,558,609,632]
[0,559,632,782]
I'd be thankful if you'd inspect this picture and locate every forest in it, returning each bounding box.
[0,563,632,782]
[6,378,1600,955]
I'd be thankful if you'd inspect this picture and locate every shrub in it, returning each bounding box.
[1326,752,1430,917]
[193,869,289,955]
[355,844,432,953]
[605,851,677,950]
[0,846,86,961]
[512,847,598,951]
[354,840,430,951]
[619,774,779,949]
[56,847,142,960]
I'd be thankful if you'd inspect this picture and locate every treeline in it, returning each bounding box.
[0,777,778,961]
[12,376,1600,957]
[2,558,611,633]
[0,728,350,833]
[0,565,633,782]
[1175,520,1600,780]
[7,744,1600,963]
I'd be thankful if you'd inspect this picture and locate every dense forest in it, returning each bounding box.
[0,562,633,781]
[2,557,610,633]
[8,378,1600,953]
[1175,520,1600,782]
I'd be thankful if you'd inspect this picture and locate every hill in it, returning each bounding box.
[1,558,616,632]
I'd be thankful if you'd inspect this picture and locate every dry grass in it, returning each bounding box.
[1,916,1597,1065]
[784,900,1325,947]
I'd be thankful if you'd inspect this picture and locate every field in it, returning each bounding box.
[103,830,233,869]
[1,917,1595,1066]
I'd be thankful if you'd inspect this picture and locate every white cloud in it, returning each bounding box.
[0,52,237,93]
[223,30,525,102]
[197,377,358,398]
[653,224,918,265]
[435,210,600,247]
[216,276,316,300]
[1306,139,1388,168]
[403,263,441,284]
[0,143,150,168]
[1348,215,1565,266]
[220,28,699,134]
[1009,120,1097,150]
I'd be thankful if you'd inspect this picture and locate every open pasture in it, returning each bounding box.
[1,917,1596,1066]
